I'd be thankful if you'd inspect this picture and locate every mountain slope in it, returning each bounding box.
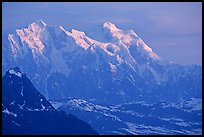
[2,67,98,135]
[2,20,202,104]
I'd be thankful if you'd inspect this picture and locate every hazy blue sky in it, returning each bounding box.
[2,2,202,65]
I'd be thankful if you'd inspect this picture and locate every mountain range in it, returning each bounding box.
[2,19,201,104]
[2,20,202,135]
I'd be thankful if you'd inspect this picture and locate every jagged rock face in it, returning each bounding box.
[2,20,202,104]
[2,67,98,135]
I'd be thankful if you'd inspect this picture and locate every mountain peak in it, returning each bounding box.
[33,19,47,27]
[103,22,118,31]
[8,67,22,78]
[27,19,47,31]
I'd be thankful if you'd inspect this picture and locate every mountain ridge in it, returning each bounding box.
[2,20,202,104]
[2,67,98,135]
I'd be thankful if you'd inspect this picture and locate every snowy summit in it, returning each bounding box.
[8,67,22,78]
[2,19,202,105]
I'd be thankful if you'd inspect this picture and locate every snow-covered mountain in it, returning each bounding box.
[2,67,98,135]
[2,19,202,104]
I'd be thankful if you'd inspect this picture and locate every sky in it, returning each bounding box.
[2,2,202,66]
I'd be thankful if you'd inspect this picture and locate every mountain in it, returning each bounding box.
[50,97,202,135]
[2,19,202,104]
[2,67,98,135]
